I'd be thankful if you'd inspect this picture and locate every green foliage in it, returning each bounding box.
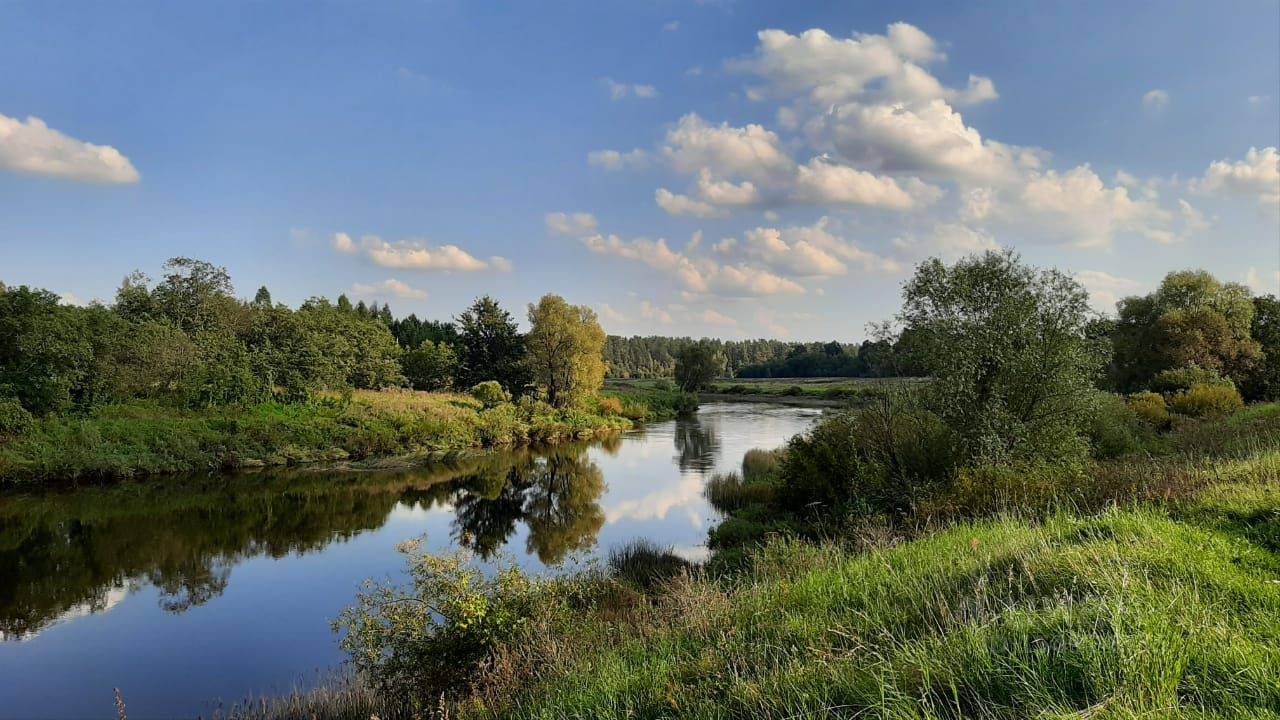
[525,295,607,408]
[1126,390,1172,429]
[1149,365,1234,394]
[455,296,530,393]
[1243,294,1280,402]
[470,381,512,408]
[402,341,457,391]
[781,394,957,514]
[1168,383,1245,417]
[0,284,93,415]
[673,341,725,392]
[1111,270,1262,391]
[900,250,1108,466]
[1086,392,1159,458]
[0,397,34,435]
[334,546,546,704]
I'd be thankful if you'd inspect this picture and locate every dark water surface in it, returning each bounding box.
[0,403,821,720]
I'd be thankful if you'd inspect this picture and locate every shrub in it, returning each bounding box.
[1168,383,1244,418]
[779,395,955,514]
[0,398,34,436]
[596,396,623,417]
[1087,392,1158,458]
[1150,366,1234,394]
[336,546,549,705]
[782,385,804,396]
[1126,391,1172,429]
[470,381,512,408]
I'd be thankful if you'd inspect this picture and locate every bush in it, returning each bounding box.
[0,397,34,436]
[1168,383,1245,418]
[1150,366,1234,394]
[335,545,551,706]
[596,396,623,417]
[779,396,955,514]
[470,381,512,408]
[1126,391,1172,429]
[1087,392,1158,458]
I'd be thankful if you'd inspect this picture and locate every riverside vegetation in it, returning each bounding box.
[0,258,698,484]
[202,251,1279,720]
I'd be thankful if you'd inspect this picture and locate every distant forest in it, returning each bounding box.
[602,335,922,379]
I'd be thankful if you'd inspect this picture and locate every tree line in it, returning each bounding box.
[0,257,609,426]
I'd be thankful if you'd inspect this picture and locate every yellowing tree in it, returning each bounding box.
[526,295,606,408]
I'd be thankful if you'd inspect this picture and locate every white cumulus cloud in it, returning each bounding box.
[350,278,428,300]
[0,113,139,183]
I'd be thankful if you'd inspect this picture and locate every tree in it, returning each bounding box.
[403,341,458,391]
[0,285,92,414]
[252,286,273,308]
[1242,294,1280,401]
[674,341,725,392]
[455,296,529,393]
[149,257,240,333]
[899,250,1109,465]
[525,295,606,408]
[1110,270,1261,391]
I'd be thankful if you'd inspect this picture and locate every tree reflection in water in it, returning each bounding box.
[0,443,606,640]
[673,415,720,474]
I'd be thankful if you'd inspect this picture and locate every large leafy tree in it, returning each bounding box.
[0,285,92,414]
[454,296,529,392]
[403,341,458,391]
[1242,294,1280,401]
[674,341,726,391]
[900,250,1109,465]
[1110,270,1261,391]
[525,294,606,408]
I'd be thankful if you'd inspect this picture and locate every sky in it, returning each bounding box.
[1,0,1278,341]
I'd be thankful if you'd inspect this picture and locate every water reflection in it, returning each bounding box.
[0,444,605,642]
[674,416,720,473]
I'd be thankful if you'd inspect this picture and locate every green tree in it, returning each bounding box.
[251,286,273,308]
[403,341,458,391]
[455,296,529,393]
[1242,294,1280,401]
[674,341,725,392]
[1111,270,1261,391]
[149,257,244,333]
[525,295,606,408]
[0,285,91,414]
[900,250,1109,465]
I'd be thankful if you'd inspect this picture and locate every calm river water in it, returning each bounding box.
[0,402,822,720]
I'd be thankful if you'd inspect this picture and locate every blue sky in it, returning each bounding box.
[2,0,1278,340]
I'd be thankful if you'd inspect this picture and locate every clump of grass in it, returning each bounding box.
[208,676,412,720]
[608,539,691,592]
[704,471,775,512]
[740,447,784,481]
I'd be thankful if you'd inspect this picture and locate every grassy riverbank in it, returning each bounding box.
[221,403,1280,720]
[607,376,919,406]
[0,389,632,484]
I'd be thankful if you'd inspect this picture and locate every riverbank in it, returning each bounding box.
[0,389,634,484]
[226,402,1280,720]
[608,376,922,407]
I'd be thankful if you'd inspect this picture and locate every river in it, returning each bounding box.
[0,402,822,720]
